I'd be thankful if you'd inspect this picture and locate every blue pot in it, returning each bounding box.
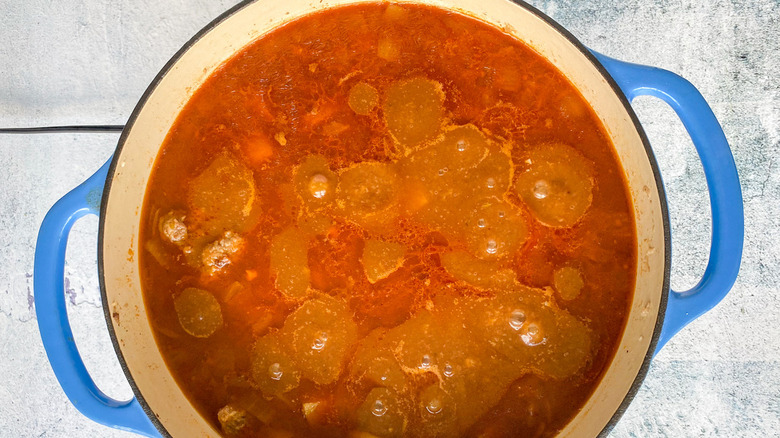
[33,0,743,436]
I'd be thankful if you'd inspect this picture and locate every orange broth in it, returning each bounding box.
[139,3,636,437]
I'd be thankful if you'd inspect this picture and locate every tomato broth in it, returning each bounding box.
[139,3,636,437]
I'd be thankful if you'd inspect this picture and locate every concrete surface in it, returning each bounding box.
[0,0,777,436]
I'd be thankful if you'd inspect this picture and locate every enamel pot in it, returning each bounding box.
[33,0,743,436]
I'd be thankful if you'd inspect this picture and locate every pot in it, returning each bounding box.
[33,0,743,436]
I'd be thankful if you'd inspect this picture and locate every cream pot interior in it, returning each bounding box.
[99,0,667,436]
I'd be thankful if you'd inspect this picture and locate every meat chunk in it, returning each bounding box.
[159,210,188,244]
[218,404,249,435]
[201,231,245,275]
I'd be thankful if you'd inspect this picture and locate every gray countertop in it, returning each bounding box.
[1,1,777,436]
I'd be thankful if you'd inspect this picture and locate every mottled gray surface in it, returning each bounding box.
[0,0,777,437]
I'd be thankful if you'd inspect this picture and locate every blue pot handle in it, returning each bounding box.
[33,158,160,437]
[592,51,744,354]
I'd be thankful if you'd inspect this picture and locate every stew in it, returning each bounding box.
[139,3,636,437]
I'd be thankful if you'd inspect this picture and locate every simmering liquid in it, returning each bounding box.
[139,3,636,437]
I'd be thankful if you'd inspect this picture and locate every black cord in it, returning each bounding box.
[0,125,125,134]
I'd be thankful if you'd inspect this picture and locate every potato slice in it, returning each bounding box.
[462,197,528,260]
[465,149,513,197]
[350,330,408,392]
[398,172,461,234]
[554,265,585,300]
[382,3,408,21]
[400,125,487,184]
[282,295,358,385]
[293,155,338,210]
[352,293,583,434]
[514,144,594,227]
[431,125,489,171]
[402,125,488,182]
[356,387,407,438]
[465,286,592,379]
[415,384,458,438]
[398,127,487,233]
[337,162,400,230]
[173,287,223,338]
[438,349,518,432]
[433,298,520,408]
[378,299,520,432]
[338,162,398,214]
[349,432,382,438]
[188,152,258,234]
[269,227,310,299]
[398,127,516,242]
[377,37,401,62]
[383,310,439,374]
[429,311,517,431]
[383,305,484,385]
[384,77,444,148]
[466,374,557,437]
[440,251,517,290]
[362,239,406,283]
[251,332,301,396]
[144,239,170,269]
[298,213,333,237]
[349,82,379,115]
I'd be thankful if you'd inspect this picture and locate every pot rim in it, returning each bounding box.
[97,1,672,436]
